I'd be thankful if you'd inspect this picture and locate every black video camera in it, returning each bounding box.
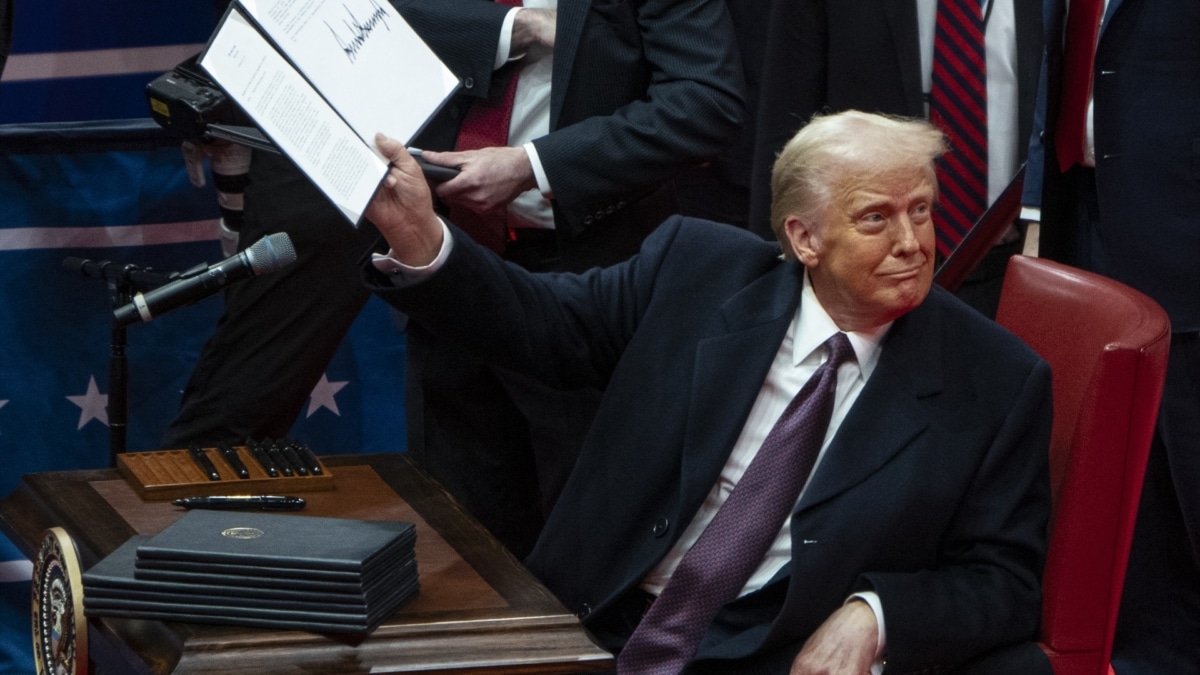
[145,54,459,182]
[146,54,249,142]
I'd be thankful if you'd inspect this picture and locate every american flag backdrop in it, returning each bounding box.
[0,3,407,672]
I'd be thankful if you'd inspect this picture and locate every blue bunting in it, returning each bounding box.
[0,5,409,671]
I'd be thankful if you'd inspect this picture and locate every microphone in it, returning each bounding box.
[113,232,296,326]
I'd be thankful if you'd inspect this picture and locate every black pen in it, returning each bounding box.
[247,438,280,477]
[291,441,324,476]
[172,495,306,510]
[265,439,294,477]
[278,442,308,476]
[409,148,460,183]
[218,441,251,479]
[188,445,221,481]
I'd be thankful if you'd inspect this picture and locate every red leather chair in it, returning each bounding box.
[995,255,1171,675]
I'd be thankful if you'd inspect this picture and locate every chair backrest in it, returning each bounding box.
[995,255,1170,675]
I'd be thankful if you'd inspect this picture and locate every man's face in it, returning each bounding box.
[785,166,936,331]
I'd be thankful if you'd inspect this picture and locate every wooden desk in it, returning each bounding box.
[0,453,614,674]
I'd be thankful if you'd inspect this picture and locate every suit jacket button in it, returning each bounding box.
[577,602,592,618]
[584,216,594,225]
[652,518,670,537]
[463,77,475,89]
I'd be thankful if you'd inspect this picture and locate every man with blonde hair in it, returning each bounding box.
[362,110,1053,673]
[769,111,947,260]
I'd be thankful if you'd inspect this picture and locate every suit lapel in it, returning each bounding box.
[884,0,926,117]
[1101,0,1127,40]
[678,262,803,512]
[676,269,950,516]
[795,294,945,513]
[550,0,588,129]
[1014,0,1043,157]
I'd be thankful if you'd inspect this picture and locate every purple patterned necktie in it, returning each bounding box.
[617,332,856,674]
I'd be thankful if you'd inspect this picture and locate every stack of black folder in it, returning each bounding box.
[82,510,418,634]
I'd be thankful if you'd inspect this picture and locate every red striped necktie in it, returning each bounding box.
[448,0,523,255]
[929,0,988,258]
[1054,0,1103,172]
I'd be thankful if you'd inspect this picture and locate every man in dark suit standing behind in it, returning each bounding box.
[165,0,744,560]
[362,110,1053,673]
[390,0,745,558]
[672,0,776,229]
[751,0,1041,318]
[1022,1,1200,672]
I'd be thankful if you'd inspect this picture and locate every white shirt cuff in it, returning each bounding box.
[370,219,454,285]
[524,142,553,197]
[848,591,887,674]
[496,7,522,68]
[1019,206,1041,223]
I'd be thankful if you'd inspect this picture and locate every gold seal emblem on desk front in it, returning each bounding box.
[31,527,87,675]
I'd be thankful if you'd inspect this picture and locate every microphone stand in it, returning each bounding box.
[63,258,173,466]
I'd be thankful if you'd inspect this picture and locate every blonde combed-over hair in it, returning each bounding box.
[769,110,949,260]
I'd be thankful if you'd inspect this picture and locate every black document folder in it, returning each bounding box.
[84,577,418,633]
[87,537,416,604]
[135,510,415,573]
[135,541,414,585]
[83,511,421,634]
[80,598,416,634]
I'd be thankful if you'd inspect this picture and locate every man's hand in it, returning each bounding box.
[421,145,538,215]
[512,7,556,55]
[365,133,444,267]
[790,601,879,675]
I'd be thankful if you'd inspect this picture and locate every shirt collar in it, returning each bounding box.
[793,270,891,378]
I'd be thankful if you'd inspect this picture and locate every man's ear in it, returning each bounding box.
[785,214,819,266]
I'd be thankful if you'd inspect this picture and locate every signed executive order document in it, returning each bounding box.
[200,0,458,224]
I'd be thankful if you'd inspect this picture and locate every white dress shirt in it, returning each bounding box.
[917,0,1020,204]
[496,2,556,229]
[1080,0,1112,168]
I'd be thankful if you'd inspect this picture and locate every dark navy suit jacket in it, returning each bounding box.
[1023,0,1200,332]
[1022,6,1200,672]
[368,218,1053,673]
[390,0,746,558]
[749,0,1043,236]
[397,0,745,247]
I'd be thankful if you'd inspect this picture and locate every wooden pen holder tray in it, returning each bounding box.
[117,447,334,501]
